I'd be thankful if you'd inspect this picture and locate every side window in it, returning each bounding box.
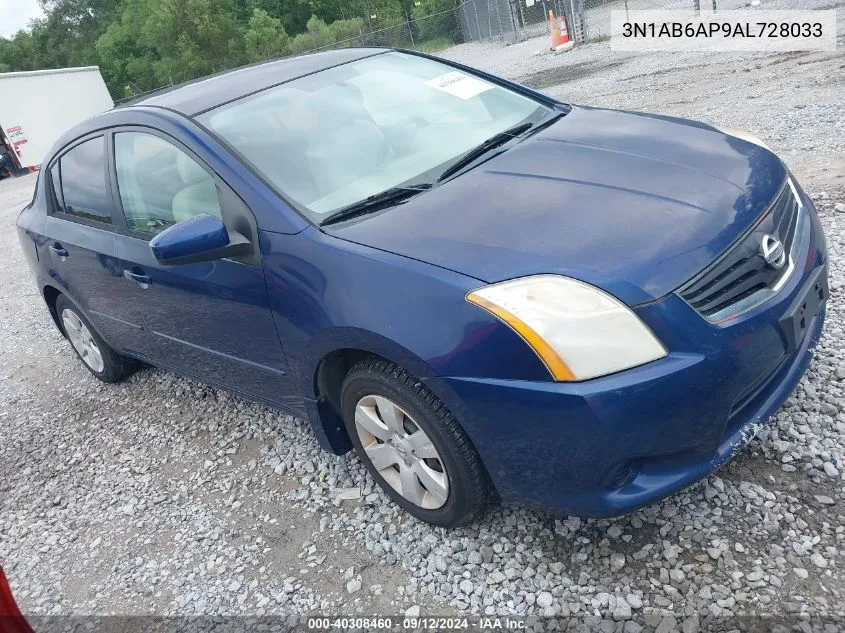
[114,132,222,236]
[56,137,112,224]
[49,162,64,211]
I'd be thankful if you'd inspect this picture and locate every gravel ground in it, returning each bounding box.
[2,27,845,632]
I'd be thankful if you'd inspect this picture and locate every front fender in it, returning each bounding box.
[262,227,551,396]
[261,227,552,452]
[299,326,438,399]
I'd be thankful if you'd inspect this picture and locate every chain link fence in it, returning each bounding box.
[289,0,555,52]
[572,0,710,42]
[454,0,735,44]
[452,0,571,44]
[305,9,465,52]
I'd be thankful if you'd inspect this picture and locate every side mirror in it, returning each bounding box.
[150,213,251,266]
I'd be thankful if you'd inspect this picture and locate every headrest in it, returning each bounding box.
[177,151,208,186]
[305,84,370,129]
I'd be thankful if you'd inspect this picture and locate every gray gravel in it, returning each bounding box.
[2,29,845,630]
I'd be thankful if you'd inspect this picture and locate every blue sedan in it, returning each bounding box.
[16,48,827,526]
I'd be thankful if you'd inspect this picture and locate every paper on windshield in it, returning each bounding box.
[426,72,494,100]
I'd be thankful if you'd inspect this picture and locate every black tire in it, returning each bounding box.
[341,358,492,527]
[55,294,140,383]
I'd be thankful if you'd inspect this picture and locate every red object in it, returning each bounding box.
[549,9,562,47]
[558,16,570,44]
[0,569,35,633]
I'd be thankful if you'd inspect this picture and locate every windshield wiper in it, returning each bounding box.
[320,183,433,226]
[436,122,534,183]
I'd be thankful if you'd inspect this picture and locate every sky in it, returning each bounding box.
[0,0,45,38]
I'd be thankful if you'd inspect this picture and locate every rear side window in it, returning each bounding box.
[55,137,112,224]
[49,162,64,210]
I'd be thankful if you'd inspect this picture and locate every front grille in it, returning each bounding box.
[678,182,800,320]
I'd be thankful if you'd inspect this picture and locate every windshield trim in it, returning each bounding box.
[193,49,567,230]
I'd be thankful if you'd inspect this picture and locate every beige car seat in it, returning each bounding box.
[171,152,221,223]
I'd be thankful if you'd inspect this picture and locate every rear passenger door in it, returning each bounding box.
[110,129,299,408]
[44,135,148,354]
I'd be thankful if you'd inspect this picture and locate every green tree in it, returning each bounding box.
[328,16,364,44]
[96,0,160,98]
[250,0,311,38]
[1,0,414,100]
[308,0,361,24]
[33,0,121,67]
[412,0,459,44]
[139,0,245,85]
[0,31,42,72]
[244,8,290,61]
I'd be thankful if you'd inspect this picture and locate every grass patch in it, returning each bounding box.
[417,37,454,52]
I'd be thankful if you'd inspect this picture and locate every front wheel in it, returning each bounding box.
[340,358,492,527]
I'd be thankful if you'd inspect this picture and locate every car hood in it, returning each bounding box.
[327,105,787,305]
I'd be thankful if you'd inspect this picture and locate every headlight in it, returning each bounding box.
[466,275,667,381]
[713,126,771,151]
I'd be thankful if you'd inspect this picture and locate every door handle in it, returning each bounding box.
[123,269,151,289]
[49,243,69,258]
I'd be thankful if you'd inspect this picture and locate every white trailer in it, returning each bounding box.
[0,66,114,171]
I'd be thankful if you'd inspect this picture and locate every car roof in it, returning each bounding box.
[135,47,388,117]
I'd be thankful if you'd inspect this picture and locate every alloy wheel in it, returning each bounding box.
[354,394,449,509]
[61,308,104,373]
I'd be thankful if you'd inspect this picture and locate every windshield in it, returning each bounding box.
[198,52,549,221]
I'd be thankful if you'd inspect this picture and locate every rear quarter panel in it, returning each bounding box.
[16,175,50,289]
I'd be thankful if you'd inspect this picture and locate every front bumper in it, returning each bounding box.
[427,189,827,517]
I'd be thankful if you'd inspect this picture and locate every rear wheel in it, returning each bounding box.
[341,358,492,527]
[56,295,139,383]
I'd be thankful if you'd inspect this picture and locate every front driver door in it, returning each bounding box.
[109,129,301,411]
